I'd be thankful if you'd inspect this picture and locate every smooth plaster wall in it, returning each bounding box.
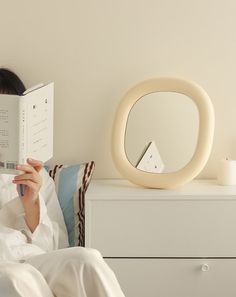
[0,0,235,179]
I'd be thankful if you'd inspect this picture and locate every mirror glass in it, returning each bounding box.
[125,92,199,173]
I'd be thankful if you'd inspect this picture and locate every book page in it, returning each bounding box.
[23,83,53,163]
[0,95,19,171]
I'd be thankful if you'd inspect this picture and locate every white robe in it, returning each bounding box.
[0,168,69,261]
[0,169,125,297]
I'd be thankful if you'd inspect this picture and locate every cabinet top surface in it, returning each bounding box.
[86,179,236,200]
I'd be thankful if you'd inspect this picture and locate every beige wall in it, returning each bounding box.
[1,1,235,179]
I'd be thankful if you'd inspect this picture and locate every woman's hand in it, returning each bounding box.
[13,158,43,232]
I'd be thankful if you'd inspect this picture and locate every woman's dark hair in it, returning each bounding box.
[0,68,26,95]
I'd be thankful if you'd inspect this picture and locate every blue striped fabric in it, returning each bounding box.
[48,161,95,247]
[57,164,81,247]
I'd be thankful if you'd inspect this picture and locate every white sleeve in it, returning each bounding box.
[15,168,69,252]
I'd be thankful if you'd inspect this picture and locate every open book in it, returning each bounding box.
[0,83,54,174]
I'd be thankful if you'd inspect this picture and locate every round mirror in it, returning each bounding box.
[125,92,199,173]
[111,77,215,189]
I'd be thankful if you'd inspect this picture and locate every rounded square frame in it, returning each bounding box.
[111,77,215,189]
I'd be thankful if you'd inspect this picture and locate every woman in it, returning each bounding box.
[0,68,125,297]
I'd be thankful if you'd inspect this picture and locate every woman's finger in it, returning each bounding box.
[13,179,39,192]
[27,158,43,172]
[16,164,36,174]
[14,173,41,183]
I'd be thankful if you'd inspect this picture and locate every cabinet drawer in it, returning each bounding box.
[106,258,236,297]
[85,199,236,257]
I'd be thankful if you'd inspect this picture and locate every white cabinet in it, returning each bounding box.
[85,179,236,297]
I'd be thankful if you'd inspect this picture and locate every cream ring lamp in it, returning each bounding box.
[111,77,215,189]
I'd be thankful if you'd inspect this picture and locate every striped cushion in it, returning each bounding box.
[48,161,95,247]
